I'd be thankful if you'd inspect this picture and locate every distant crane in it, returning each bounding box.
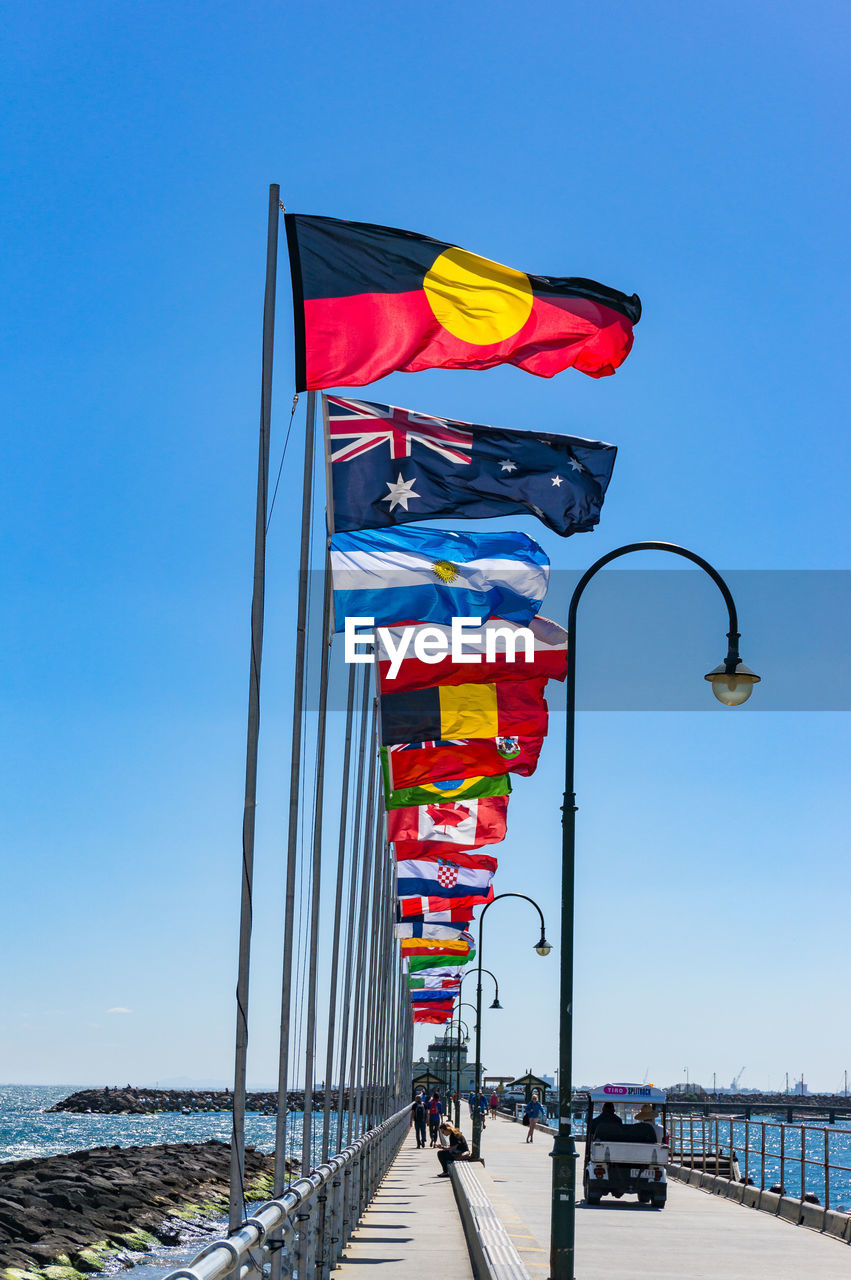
[730,1066,746,1091]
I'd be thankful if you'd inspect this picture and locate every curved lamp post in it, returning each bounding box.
[472,893,551,1159]
[453,1003,476,1125]
[550,542,759,1280]
[450,1013,470,1126]
[457,970,500,1125]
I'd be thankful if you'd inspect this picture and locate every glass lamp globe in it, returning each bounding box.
[705,661,760,706]
[535,937,552,956]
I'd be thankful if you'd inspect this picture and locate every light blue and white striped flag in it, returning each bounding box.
[330,526,549,632]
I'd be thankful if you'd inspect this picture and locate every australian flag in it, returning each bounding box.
[324,394,617,537]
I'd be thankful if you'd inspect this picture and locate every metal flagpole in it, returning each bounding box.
[321,662,357,1160]
[301,560,333,1171]
[346,723,378,1144]
[355,775,383,1132]
[229,183,279,1233]
[271,389,316,1234]
[337,684,373,1141]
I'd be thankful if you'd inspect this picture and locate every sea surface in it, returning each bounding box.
[0,1084,352,1278]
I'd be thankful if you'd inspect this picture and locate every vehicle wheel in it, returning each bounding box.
[652,1195,666,1209]
[637,1191,651,1203]
[586,1190,602,1206]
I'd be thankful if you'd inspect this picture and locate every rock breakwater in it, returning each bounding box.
[48,1087,348,1116]
[0,1139,287,1278]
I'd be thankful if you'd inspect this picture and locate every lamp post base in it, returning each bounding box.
[549,1131,578,1280]
[471,1110,482,1160]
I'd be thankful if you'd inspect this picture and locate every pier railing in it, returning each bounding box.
[162,1102,411,1280]
[669,1113,851,1211]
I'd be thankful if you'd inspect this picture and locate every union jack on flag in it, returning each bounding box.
[325,395,473,465]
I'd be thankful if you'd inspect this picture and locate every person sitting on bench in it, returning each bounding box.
[436,1121,469,1174]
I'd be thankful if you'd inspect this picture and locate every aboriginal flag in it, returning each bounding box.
[286,214,641,390]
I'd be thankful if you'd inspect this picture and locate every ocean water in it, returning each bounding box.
[670,1113,851,1211]
[0,1084,347,1167]
[0,1084,354,1277]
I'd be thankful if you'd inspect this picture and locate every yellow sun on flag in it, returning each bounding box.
[432,559,460,583]
[423,246,534,346]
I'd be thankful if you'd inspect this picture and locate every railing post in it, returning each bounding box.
[744,1121,749,1185]
[824,1128,830,1210]
[780,1122,786,1192]
[759,1122,765,1190]
[325,1171,343,1275]
[800,1124,805,1200]
[340,1163,355,1249]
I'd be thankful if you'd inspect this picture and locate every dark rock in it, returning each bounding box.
[0,1139,280,1272]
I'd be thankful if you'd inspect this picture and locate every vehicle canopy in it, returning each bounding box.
[588,1083,666,1104]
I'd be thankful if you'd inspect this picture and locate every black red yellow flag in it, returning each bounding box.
[285,214,641,391]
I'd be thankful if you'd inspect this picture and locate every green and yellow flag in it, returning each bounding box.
[380,748,511,810]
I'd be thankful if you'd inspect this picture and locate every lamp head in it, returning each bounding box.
[490,997,503,1010]
[535,936,552,957]
[705,659,760,706]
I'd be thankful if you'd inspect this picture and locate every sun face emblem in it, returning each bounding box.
[432,559,460,583]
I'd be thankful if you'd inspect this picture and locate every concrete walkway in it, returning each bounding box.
[471,1113,851,1279]
[330,1127,473,1279]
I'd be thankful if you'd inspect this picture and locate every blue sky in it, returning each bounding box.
[1,1,849,1094]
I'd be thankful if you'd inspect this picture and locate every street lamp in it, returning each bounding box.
[457,969,500,1123]
[453,1003,477,1124]
[449,1013,471,1126]
[472,892,550,1160]
[550,541,759,1280]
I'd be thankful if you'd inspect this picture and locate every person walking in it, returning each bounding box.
[524,1090,545,1143]
[436,1122,469,1175]
[477,1092,488,1130]
[427,1090,442,1146]
[412,1091,427,1148]
[489,1090,499,1118]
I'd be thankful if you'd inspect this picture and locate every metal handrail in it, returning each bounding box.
[668,1113,851,1211]
[162,1102,412,1280]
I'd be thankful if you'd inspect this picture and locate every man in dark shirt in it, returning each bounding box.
[411,1092,427,1148]
[589,1100,624,1139]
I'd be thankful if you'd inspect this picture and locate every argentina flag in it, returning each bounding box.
[330,526,548,632]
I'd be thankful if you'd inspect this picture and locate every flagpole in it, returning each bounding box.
[321,661,357,1160]
[271,390,316,1238]
[347,719,378,1144]
[228,183,279,1233]
[301,558,333,1171]
[336,680,373,1141]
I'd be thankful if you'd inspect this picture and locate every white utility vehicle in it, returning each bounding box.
[583,1083,668,1208]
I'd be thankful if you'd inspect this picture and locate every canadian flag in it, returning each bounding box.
[387,795,507,853]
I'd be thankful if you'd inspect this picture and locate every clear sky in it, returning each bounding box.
[2,1,849,1095]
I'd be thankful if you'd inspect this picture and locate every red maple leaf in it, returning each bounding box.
[425,803,472,830]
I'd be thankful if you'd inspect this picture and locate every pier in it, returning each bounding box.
[164,1110,850,1280]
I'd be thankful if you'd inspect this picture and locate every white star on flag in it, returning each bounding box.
[382,473,420,511]
[551,475,564,487]
[568,458,583,472]
[499,459,517,473]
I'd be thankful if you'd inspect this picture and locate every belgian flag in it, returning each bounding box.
[380,677,548,746]
[286,214,641,391]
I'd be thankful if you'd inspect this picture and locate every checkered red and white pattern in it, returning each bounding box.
[436,863,459,889]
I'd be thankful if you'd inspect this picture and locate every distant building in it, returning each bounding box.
[411,1031,482,1095]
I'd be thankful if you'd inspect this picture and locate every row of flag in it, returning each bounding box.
[331,521,568,1021]
[285,210,638,1027]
